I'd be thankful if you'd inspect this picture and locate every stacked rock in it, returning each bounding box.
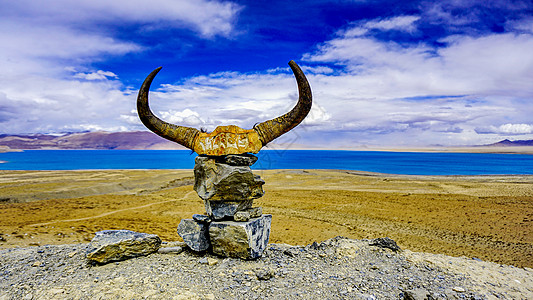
[177,154,272,260]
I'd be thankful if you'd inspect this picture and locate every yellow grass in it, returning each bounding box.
[0,169,532,267]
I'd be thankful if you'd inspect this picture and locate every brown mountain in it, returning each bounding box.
[0,131,186,150]
[486,139,533,147]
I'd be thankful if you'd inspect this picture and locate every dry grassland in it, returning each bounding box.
[0,169,531,268]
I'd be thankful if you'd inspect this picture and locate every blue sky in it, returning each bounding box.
[1,0,533,148]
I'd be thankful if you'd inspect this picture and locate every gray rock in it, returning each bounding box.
[233,207,262,222]
[234,210,251,222]
[86,230,161,264]
[283,247,302,258]
[194,156,264,201]
[209,215,272,260]
[198,257,218,265]
[217,154,258,166]
[205,199,253,220]
[255,267,274,280]
[193,214,212,223]
[403,288,433,300]
[157,246,184,254]
[177,219,210,252]
[369,237,401,252]
[248,207,262,218]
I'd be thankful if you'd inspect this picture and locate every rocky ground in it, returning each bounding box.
[1,169,532,299]
[1,237,532,299]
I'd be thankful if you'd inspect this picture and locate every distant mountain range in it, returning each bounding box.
[0,131,186,150]
[485,139,533,147]
[1,132,532,150]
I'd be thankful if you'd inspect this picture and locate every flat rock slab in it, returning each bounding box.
[192,214,212,223]
[177,219,211,252]
[214,154,258,166]
[209,214,272,260]
[194,156,264,201]
[234,207,262,222]
[205,199,253,220]
[86,230,161,264]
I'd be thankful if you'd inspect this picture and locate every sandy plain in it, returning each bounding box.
[0,169,532,268]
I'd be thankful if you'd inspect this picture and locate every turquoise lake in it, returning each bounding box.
[1,150,533,175]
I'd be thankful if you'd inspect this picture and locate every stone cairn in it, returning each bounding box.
[136,60,312,260]
[177,154,271,259]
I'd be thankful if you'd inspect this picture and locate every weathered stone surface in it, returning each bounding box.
[193,214,212,223]
[369,237,401,252]
[209,214,272,260]
[198,257,218,266]
[234,207,263,222]
[157,246,184,254]
[234,210,251,222]
[403,288,432,300]
[177,219,210,252]
[205,199,253,220]
[194,156,264,201]
[248,207,262,218]
[217,154,258,166]
[86,230,161,264]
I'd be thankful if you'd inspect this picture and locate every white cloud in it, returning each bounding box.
[369,15,420,31]
[302,103,331,126]
[0,0,241,135]
[306,31,533,99]
[0,73,136,134]
[298,17,533,146]
[498,124,533,134]
[343,15,420,37]
[159,109,204,127]
[74,70,119,81]
[507,18,533,34]
[0,20,141,78]
[149,71,301,131]
[477,124,533,135]
[2,0,241,38]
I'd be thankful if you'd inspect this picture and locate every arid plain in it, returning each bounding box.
[0,169,532,268]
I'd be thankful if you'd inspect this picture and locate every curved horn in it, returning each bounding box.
[254,60,312,145]
[137,67,199,150]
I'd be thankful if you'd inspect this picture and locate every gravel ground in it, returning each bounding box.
[1,236,532,299]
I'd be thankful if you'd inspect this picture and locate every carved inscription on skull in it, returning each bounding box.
[193,125,262,155]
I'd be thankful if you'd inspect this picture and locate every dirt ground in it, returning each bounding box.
[0,169,532,268]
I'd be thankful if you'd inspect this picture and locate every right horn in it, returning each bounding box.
[254,60,312,145]
[137,67,200,150]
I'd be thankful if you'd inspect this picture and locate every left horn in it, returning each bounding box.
[137,67,200,150]
[254,60,312,145]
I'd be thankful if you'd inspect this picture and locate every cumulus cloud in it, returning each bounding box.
[74,70,119,81]
[1,0,241,38]
[420,0,531,31]
[343,15,420,37]
[0,0,241,135]
[297,13,533,146]
[147,70,309,131]
[507,17,533,33]
[0,74,135,134]
[476,124,533,135]
[159,109,204,127]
